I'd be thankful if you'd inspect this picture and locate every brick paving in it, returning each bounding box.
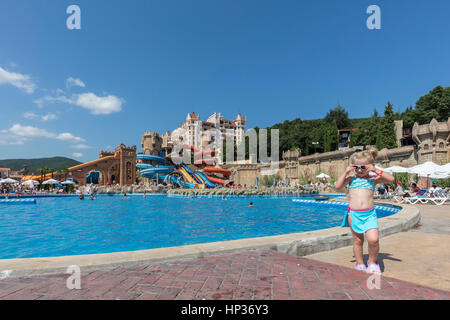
[0,249,449,300]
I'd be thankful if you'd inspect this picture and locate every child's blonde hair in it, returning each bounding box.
[351,149,378,164]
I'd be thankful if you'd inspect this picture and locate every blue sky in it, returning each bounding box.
[0,0,449,162]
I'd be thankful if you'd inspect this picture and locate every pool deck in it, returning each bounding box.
[0,202,448,300]
[305,201,450,292]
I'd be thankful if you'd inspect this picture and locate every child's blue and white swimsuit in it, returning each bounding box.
[340,176,378,233]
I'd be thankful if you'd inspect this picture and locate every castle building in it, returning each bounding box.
[170,112,246,150]
[412,118,450,164]
[68,144,137,186]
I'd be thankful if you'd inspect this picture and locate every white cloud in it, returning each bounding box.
[34,94,73,107]
[0,131,27,145]
[75,93,123,115]
[6,124,85,144]
[0,66,36,94]
[33,92,123,115]
[56,132,85,143]
[66,77,85,88]
[72,152,83,158]
[23,112,57,121]
[24,112,38,119]
[71,143,92,149]
[9,124,55,138]
[41,113,57,121]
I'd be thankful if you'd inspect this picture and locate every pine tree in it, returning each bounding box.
[376,102,398,150]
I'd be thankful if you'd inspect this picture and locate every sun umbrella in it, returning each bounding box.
[61,180,75,185]
[316,173,330,179]
[432,163,450,178]
[42,179,60,185]
[384,165,410,173]
[0,178,19,184]
[407,161,447,188]
[408,161,444,177]
[22,180,39,187]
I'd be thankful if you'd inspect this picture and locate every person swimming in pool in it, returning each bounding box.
[248,202,253,207]
[123,193,127,199]
[335,149,394,274]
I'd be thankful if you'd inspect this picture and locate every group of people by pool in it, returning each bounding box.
[78,193,97,200]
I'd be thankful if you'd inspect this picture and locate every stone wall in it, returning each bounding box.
[229,145,418,186]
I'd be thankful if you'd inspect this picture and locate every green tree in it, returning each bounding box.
[322,123,339,152]
[376,102,398,150]
[400,106,416,129]
[350,109,379,147]
[324,104,351,129]
[414,86,450,124]
[399,86,450,126]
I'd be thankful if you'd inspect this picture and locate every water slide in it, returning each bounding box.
[202,166,232,186]
[206,176,227,186]
[176,167,197,185]
[69,154,119,171]
[195,171,216,189]
[137,154,167,164]
[194,149,216,158]
[194,158,217,165]
[140,165,195,188]
[137,154,194,188]
[86,170,99,184]
[203,167,231,177]
[178,165,217,188]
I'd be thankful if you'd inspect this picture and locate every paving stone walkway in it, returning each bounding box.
[0,249,449,300]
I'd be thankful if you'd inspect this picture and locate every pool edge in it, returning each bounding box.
[0,204,420,275]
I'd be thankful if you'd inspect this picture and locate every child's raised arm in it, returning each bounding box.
[335,166,354,190]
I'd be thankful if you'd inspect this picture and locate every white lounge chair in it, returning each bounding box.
[404,193,449,205]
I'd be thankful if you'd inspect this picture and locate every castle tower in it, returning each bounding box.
[233,113,246,146]
[141,132,162,155]
[115,144,137,186]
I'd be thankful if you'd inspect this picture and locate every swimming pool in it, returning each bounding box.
[0,194,400,259]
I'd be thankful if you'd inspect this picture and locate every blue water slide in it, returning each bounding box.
[137,154,167,163]
[137,163,169,169]
[196,171,216,188]
[183,165,202,184]
[140,166,173,177]
[178,179,195,189]
[140,166,195,188]
[86,170,100,184]
[167,175,195,189]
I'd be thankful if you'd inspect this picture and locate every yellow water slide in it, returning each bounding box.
[68,154,118,171]
[175,167,201,186]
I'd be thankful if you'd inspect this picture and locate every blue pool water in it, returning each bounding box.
[0,195,400,259]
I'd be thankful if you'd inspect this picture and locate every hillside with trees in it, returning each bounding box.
[263,85,450,158]
[0,157,81,174]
